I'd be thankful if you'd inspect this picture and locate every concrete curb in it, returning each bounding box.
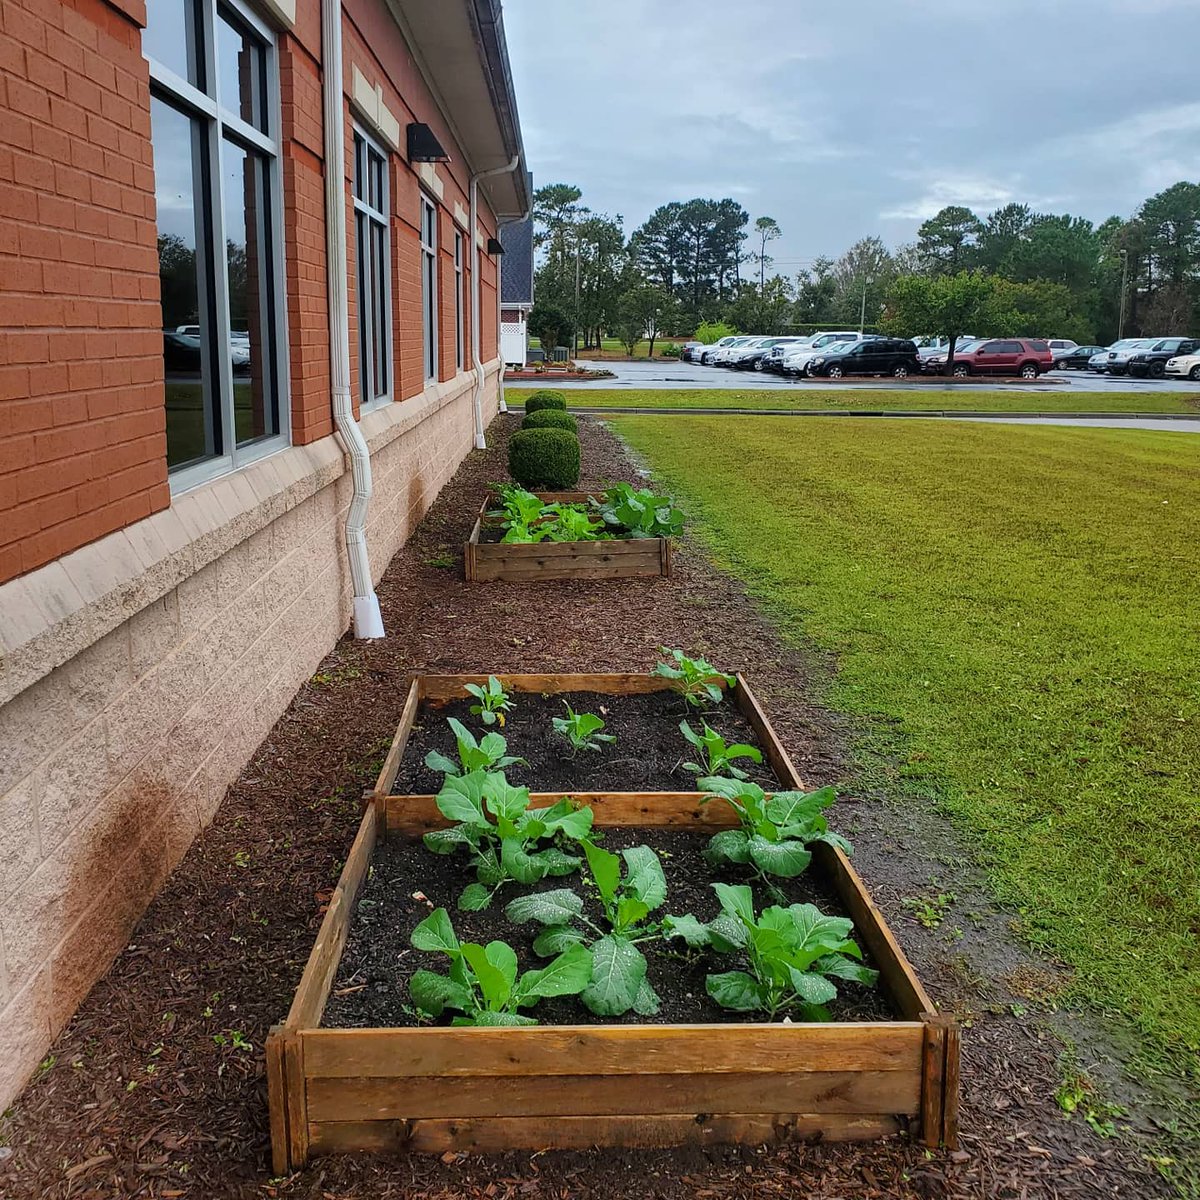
[552,407,1200,421]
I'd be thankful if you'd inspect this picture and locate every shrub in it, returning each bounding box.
[660,342,683,359]
[508,428,581,490]
[525,390,567,413]
[522,409,577,433]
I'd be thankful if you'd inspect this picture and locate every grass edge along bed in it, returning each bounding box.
[265,671,959,1170]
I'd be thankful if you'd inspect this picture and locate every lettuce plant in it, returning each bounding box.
[679,720,762,780]
[408,907,592,1026]
[505,841,667,1016]
[652,648,735,708]
[552,703,616,755]
[597,483,685,539]
[664,883,877,1020]
[424,717,525,777]
[423,770,594,910]
[464,676,513,727]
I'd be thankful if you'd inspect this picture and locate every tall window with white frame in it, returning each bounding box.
[420,195,438,382]
[143,0,288,489]
[353,129,391,408]
[454,230,465,372]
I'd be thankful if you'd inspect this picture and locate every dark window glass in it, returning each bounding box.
[353,131,390,405]
[216,7,268,132]
[1028,339,1048,351]
[421,197,437,380]
[144,0,202,86]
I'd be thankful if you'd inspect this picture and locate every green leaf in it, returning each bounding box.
[539,802,594,841]
[816,954,879,987]
[409,969,472,1017]
[662,913,711,947]
[583,840,621,906]
[504,889,584,927]
[615,895,651,930]
[458,883,493,911]
[422,826,474,855]
[621,845,667,910]
[533,925,587,957]
[712,882,755,925]
[704,829,751,865]
[633,977,661,1016]
[706,970,768,1011]
[581,935,647,1016]
[706,912,748,953]
[679,720,702,749]
[786,968,839,1006]
[461,942,512,1009]
[748,835,812,879]
[424,749,461,776]
[724,743,762,763]
[537,847,583,877]
[436,772,489,824]
[517,943,593,1002]
[459,1011,538,1026]
[484,776,532,824]
[501,837,551,885]
[474,847,503,885]
[411,907,460,955]
[787,904,856,952]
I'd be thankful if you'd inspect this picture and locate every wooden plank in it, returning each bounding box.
[419,673,682,702]
[386,791,738,837]
[285,803,378,1030]
[473,560,666,583]
[920,1017,947,1149]
[283,1031,309,1169]
[474,539,661,560]
[941,1020,961,1150]
[307,1112,903,1157]
[300,1022,925,1079]
[265,1028,292,1176]
[306,1069,922,1123]
[734,673,806,790]
[814,841,935,1022]
[370,680,420,800]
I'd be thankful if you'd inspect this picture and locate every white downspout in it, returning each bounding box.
[321,0,383,638]
[469,156,519,449]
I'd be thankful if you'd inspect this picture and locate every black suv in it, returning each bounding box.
[805,338,921,380]
[1127,337,1200,378]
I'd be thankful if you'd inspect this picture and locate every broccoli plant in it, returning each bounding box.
[652,648,735,708]
[679,720,763,780]
[464,676,514,727]
[505,841,667,1016]
[423,770,594,910]
[597,483,685,539]
[664,883,877,1020]
[408,907,592,1026]
[424,717,526,777]
[552,702,617,755]
[698,776,850,885]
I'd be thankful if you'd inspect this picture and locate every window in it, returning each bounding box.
[454,230,465,372]
[353,129,390,408]
[144,0,287,489]
[420,195,438,381]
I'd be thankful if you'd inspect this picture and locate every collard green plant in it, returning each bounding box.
[423,770,594,910]
[505,841,667,1016]
[652,648,735,708]
[424,717,526,777]
[552,702,616,755]
[698,776,850,884]
[541,504,607,543]
[597,483,685,540]
[464,676,514,727]
[680,720,763,780]
[664,883,877,1020]
[408,907,592,1026]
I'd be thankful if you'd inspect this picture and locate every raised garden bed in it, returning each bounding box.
[464,492,673,582]
[266,672,959,1171]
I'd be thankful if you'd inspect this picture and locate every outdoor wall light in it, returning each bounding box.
[407,123,450,163]
[487,237,504,255]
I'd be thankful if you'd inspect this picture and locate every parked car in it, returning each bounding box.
[697,336,742,365]
[762,336,818,372]
[1053,344,1107,370]
[924,338,1053,378]
[163,330,202,372]
[729,337,804,370]
[679,341,704,362]
[1045,339,1078,356]
[780,331,861,377]
[805,338,921,380]
[1089,338,1158,374]
[911,334,976,362]
[711,336,765,366]
[1127,337,1200,378]
[1165,351,1200,381]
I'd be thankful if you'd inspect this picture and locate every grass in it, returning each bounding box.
[166,381,259,466]
[531,337,684,360]
[616,414,1200,1068]
[507,386,1200,415]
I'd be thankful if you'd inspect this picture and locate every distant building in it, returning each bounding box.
[500,215,534,367]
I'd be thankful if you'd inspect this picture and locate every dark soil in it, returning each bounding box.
[323,827,892,1030]
[0,413,1178,1200]
[393,691,781,794]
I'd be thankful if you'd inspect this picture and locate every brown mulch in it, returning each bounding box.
[0,415,1175,1200]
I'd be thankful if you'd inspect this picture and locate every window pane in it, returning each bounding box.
[372,221,387,394]
[221,138,278,446]
[144,0,202,86]
[151,97,220,470]
[216,7,268,132]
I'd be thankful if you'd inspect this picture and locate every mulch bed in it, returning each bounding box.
[0,414,1174,1200]
[395,691,781,795]
[323,826,891,1030]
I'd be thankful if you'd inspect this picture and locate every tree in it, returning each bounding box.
[916,206,984,275]
[631,202,686,295]
[695,320,736,342]
[618,283,675,358]
[977,203,1034,273]
[723,276,794,335]
[830,236,894,329]
[986,277,1094,344]
[753,216,782,290]
[527,303,572,358]
[883,271,995,373]
[1139,181,1200,286]
[793,257,836,327]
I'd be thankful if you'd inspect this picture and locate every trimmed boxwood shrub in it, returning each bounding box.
[522,409,577,433]
[524,389,568,413]
[508,428,580,490]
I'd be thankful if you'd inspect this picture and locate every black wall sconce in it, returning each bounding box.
[487,237,504,255]
[408,123,450,163]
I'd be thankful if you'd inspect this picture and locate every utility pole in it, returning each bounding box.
[1117,249,1129,339]
[859,279,868,336]
[573,236,581,357]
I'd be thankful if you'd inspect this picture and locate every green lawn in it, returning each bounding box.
[616,415,1200,1066]
[507,386,1200,415]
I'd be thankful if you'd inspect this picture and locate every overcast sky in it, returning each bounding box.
[504,0,1200,271]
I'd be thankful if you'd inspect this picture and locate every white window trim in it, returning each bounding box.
[454,230,465,373]
[145,0,292,497]
[419,193,438,383]
[352,124,392,411]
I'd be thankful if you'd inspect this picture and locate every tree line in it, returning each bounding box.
[527,180,1200,353]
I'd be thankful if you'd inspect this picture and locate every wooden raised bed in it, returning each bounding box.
[267,673,959,1171]
[464,493,673,583]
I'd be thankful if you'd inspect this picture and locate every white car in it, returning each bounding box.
[781,332,861,377]
[1045,338,1078,356]
[1088,338,1157,374]
[1165,352,1200,381]
[697,336,743,365]
[720,337,778,367]
[711,336,762,366]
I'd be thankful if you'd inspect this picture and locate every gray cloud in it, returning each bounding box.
[504,0,1200,268]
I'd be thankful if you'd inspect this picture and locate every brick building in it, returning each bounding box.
[0,0,527,1106]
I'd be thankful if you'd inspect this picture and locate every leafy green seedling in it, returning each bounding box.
[423,770,594,910]
[505,842,667,1017]
[541,504,607,542]
[425,717,526,777]
[464,676,514,727]
[597,483,685,539]
[664,883,877,1020]
[652,648,735,708]
[680,720,763,780]
[408,907,592,1026]
[553,702,617,755]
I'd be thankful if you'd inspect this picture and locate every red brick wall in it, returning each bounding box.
[0,0,167,584]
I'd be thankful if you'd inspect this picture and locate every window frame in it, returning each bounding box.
[145,0,291,496]
[352,125,392,411]
[454,228,465,373]
[419,193,438,383]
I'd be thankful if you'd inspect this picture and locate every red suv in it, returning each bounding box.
[932,338,1054,378]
